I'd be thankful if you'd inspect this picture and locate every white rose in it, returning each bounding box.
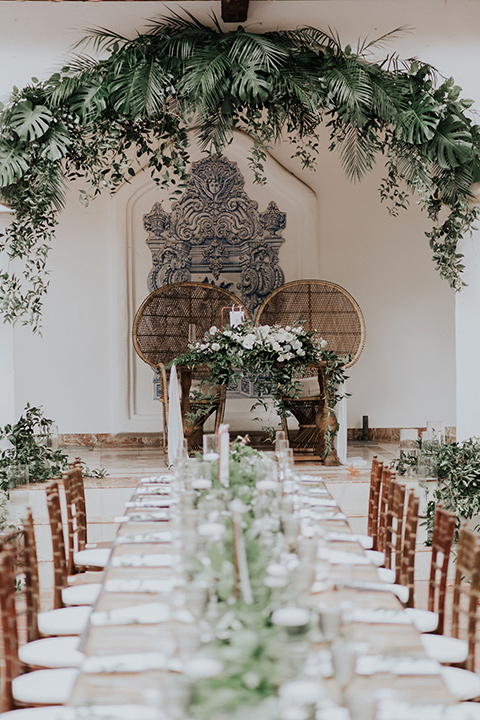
[209,326,218,335]
[211,343,221,351]
[297,348,305,356]
[320,339,327,348]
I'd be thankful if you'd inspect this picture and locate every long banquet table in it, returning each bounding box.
[65,462,461,720]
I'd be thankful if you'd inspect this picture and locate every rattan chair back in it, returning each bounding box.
[133,281,250,371]
[399,491,420,608]
[255,279,365,368]
[367,456,384,548]
[133,282,250,449]
[451,526,480,672]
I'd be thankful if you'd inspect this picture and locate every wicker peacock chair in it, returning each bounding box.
[133,281,250,453]
[255,279,365,463]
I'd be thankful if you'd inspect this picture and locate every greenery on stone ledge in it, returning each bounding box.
[1,14,480,329]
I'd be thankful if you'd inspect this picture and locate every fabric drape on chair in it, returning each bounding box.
[168,364,184,466]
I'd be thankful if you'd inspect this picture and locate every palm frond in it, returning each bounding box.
[326,59,372,123]
[339,124,376,181]
[226,31,289,73]
[356,26,411,56]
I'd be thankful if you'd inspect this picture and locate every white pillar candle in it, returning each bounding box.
[218,423,230,487]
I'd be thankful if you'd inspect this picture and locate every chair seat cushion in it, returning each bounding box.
[38,605,91,637]
[61,582,102,606]
[0,707,76,719]
[12,667,79,706]
[440,665,480,700]
[377,567,396,584]
[365,549,385,567]
[383,583,409,604]
[403,608,439,633]
[421,633,469,664]
[355,534,373,550]
[295,377,320,399]
[18,636,84,669]
[74,547,111,569]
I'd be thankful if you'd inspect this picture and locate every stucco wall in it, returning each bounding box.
[1,0,476,434]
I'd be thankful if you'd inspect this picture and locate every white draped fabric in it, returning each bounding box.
[167,364,184,466]
[334,382,367,468]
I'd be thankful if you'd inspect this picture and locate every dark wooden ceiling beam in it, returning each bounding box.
[221,0,250,23]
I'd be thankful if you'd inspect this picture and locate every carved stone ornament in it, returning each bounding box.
[143,156,286,314]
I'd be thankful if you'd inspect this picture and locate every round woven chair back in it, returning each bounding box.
[133,281,250,370]
[255,279,365,368]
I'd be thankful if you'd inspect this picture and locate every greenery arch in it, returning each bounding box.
[0,13,479,331]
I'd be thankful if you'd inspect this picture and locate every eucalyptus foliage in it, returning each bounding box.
[394,437,480,540]
[1,14,480,329]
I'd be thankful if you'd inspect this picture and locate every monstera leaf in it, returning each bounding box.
[426,117,473,169]
[0,139,30,186]
[40,122,72,162]
[10,101,53,141]
[396,95,440,145]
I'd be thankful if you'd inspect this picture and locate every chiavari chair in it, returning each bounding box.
[398,490,420,608]
[366,455,384,550]
[0,508,86,672]
[61,463,111,575]
[428,526,480,700]
[45,480,102,609]
[0,549,79,711]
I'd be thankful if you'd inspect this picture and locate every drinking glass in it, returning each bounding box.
[275,430,287,452]
[426,420,445,445]
[203,434,220,461]
[7,465,29,489]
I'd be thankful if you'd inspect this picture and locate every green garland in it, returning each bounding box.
[0,15,479,330]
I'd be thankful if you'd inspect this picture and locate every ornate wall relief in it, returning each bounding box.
[143,155,287,399]
[143,156,286,315]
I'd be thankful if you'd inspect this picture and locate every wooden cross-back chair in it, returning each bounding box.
[255,279,365,463]
[367,456,384,549]
[428,506,456,635]
[133,281,251,453]
[383,477,407,582]
[399,491,420,608]
[0,510,40,644]
[451,526,480,672]
[59,467,111,576]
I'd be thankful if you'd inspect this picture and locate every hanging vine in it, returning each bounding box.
[0,14,479,331]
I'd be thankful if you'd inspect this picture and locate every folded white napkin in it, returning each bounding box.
[135,485,171,495]
[346,608,413,625]
[126,511,169,522]
[325,532,359,543]
[116,531,173,544]
[127,498,171,508]
[356,655,440,676]
[72,705,163,720]
[300,474,324,483]
[318,548,369,565]
[111,553,174,568]
[301,496,337,508]
[90,602,170,626]
[104,578,176,594]
[82,651,168,673]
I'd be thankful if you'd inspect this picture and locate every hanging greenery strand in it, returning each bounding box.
[0,14,479,330]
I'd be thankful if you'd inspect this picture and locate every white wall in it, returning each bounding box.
[1,0,478,434]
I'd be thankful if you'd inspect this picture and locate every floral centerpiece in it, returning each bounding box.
[174,322,349,450]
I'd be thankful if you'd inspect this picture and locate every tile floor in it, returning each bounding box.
[30,441,446,624]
